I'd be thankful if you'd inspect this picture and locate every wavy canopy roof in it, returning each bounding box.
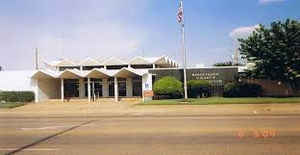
[47,56,179,68]
[31,67,148,79]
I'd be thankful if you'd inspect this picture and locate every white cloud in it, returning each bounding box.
[0,0,149,70]
[229,25,260,40]
[259,0,285,4]
[38,22,143,61]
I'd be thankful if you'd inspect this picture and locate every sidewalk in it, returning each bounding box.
[0,102,300,118]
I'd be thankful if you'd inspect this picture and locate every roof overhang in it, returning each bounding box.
[103,57,127,66]
[129,56,151,65]
[59,69,83,79]
[85,69,111,78]
[55,59,77,67]
[113,68,146,78]
[80,57,103,66]
[31,70,57,79]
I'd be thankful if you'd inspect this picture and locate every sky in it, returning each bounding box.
[0,0,299,70]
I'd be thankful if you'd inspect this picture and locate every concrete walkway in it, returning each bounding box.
[1,101,300,118]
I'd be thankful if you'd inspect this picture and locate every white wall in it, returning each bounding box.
[37,78,60,101]
[0,70,35,91]
[142,73,153,102]
[142,73,152,92]
[126,78,133,97]
[0,70,61,102]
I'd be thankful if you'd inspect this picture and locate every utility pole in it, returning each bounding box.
[35,48,39,70]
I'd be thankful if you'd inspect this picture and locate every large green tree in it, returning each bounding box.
[239,19,300,91]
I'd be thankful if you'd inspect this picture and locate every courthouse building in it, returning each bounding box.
[0,55,243,103]
[29,56,179,102]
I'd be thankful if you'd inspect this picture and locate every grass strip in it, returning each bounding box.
[140,97,300,105]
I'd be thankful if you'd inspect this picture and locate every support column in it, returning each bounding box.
[102,78,109,97]
[142,74,153,102]
[126,78,133,97]
[34,79,39,103]
[114,77,118,102]
[88,78,91,102]
[79,78,85,99]
[61,78,64,102]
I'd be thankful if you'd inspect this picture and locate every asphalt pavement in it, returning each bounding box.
[1,115,300,155]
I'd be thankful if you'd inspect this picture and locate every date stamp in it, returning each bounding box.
[237,128,278,139]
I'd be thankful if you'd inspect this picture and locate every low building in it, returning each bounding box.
[27,56,178,102]
[0,55,243,103]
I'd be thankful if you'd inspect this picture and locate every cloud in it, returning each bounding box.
[259,0,285,4]
[0,0,148,70]
[229,25,260,40]
[38,22,143,61]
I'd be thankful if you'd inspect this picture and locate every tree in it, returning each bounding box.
[187,80,210,98]
[239,19,300,92]
[213,61,244,67]
[153,76,183,98]
[213,61,234,67]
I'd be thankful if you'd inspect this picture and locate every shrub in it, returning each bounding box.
[153,76,183,98]
[223,82,263,97]
[0,91,35,102]
[187,80,210,98]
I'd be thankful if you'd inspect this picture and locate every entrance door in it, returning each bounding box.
[108,78,114,96]
[92,79,103,98]
[85,79,103,98]
[118,78,126,97]
[133,77,142,96]
[64,79,79,98]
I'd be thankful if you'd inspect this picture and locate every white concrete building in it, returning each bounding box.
[0,56,178,103]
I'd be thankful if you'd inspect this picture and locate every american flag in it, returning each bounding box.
[177,1,184,25]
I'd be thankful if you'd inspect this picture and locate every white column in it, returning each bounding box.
[61,78,64,102]
[114,77,118,102]
[142,74,153,102]
[102,78,109,97]
[88,78,91,102]
[79,78,85,99]
[153,64,156,69]
[126,78,133,97]
[34,79,39,103]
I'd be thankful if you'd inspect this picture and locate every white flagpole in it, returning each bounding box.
[180,0,188,99]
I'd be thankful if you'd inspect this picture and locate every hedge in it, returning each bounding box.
[153,76,183,98]
[187,80,210,98]
[0,91,35,102]
[223,82,263,97]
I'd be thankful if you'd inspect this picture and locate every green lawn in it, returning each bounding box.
[0,103,26,109]
[140,97,300,105]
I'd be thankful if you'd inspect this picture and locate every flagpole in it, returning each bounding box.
[181,0,188,99]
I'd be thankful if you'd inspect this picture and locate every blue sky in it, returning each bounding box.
[0,0,299,70]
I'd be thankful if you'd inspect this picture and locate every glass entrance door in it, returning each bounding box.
[133,77,142,96]
[64,79,79,98]
[118,78,126,97]
[108,78,114,97]
[85,79,103,98]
